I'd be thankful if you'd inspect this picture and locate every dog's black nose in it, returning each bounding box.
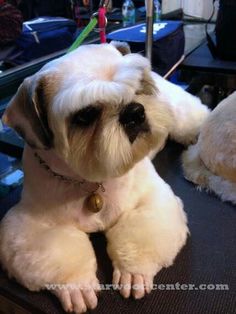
[119,103,148,143]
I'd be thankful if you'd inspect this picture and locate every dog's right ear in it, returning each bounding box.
[2,74,54,149]
[110,41,131,55]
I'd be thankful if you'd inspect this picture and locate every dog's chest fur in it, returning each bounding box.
[22,145,152,233]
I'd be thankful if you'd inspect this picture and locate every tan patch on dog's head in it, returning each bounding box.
[2,72,60,149]
[136,69,158,96]
[110,41,131,55]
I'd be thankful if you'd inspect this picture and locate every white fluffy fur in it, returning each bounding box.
[182,91,236,204]
[0,43,209,313]
[151,72,210,145]
[53,55,149,116]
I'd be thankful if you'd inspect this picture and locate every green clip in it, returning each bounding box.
[67,17,98,53]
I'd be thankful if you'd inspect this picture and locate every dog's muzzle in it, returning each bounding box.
[119,103,149,143]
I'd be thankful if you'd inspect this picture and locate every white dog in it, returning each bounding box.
[182,91,236,204]
[0,43,209,313]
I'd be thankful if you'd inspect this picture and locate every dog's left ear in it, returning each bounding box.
[110,41,131,55]
[2,74,54,149]
[111,41,158,95]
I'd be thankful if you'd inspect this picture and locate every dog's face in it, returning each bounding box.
[3,43,172,181]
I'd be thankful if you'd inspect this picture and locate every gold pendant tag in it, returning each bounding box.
[86,193,103,213]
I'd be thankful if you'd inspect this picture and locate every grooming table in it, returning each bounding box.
[0,141,235,314]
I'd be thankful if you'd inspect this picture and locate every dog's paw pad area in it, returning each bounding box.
[52,279,100,313]
[112,268,153,299]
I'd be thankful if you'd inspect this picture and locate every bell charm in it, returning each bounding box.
[86,193,103,213]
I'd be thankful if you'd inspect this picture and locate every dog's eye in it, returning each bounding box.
[71,106,101,127]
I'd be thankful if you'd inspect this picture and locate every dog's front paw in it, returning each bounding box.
[113,268,154,299]
[52,277,100,313]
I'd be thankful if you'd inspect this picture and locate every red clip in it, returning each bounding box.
[98,6,107,43]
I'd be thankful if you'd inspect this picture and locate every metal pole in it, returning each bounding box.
[145,0,154,61]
